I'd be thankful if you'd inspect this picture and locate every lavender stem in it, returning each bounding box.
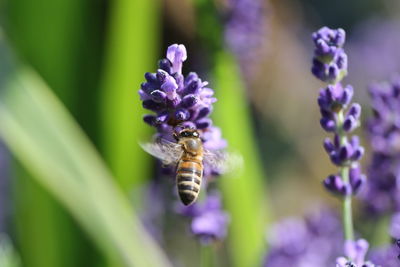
[338,109,354,242]
[341,166,354,241]
[200,245,216,267]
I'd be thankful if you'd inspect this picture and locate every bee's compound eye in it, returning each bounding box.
[193,131,199,138]
[180,130,192,138]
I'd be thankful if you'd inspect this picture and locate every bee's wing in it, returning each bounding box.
[203,149,243,175]
[140,140,183,166]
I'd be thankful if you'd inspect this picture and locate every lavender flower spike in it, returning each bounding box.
[311,27,375,266]
[312,27,366,198]
[224,0,267,77]
[139,43,227,162]
[139,44,231,244]
[312,27,347,84]
[361,78,400,214]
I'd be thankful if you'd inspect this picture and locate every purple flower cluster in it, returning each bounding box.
[139,44,230,244]
[361,79,400,214]
[312,27,365,196]
[311,27,379,266]
[139,44,226,151]
[263,209,343,267]
[336,239,376,267]
[312,27,347,84]
[178,193,229,244]
[224,0,267,77]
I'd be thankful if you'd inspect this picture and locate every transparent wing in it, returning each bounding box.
[140,139,183,166]
[203,149,243,175]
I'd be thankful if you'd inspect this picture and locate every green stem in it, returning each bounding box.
[341,166,354,241]
[214,52,268,267]
[337,110,354,241]
[200,245,217,267]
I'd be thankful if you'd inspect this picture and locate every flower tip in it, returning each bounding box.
[166,44,187,74]
[167,44,187,63]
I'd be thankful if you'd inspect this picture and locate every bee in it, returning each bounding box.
[141,128,239,205]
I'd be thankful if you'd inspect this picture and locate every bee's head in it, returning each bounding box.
[174,128,200,140]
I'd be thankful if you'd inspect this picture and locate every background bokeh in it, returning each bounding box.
[0,0,399,266]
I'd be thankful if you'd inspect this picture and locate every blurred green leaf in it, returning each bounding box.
[0,235,20,267]
[0,68,172,267]
[214,51,269,267]
[5,0,105,265]
[100,0,159,190]
[11,166,89,267]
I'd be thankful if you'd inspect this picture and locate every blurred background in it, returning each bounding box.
[0,0,399,266]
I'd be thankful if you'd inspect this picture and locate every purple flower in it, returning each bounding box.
[178,192,230,244]
[390,213,400,239]
[166,44,187,74]
[139,44,231,244]
[369,243,399,267]
[263,208,343,267]
[312,27,348,84]
[336,239,377,267]
[347,19,400,94]
[323,164,365,196]
[312,27,365,197]
[224,0,267,77]
[139,44,227,175]
[323,135,364,167]
[140,44,217,134]
[397,240,400,260]
[361,213,400,266]
[361,78,400,214]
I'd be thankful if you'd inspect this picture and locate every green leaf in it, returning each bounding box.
[5,0,100,265]
[99,0,160,189]
[0,67,172,267]
[213,51,270,267]
[0,235,21,267]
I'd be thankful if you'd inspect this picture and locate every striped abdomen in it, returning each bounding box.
[176,156,203,205]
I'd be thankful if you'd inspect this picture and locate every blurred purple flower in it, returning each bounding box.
[370,244,399,267]
[263,208,343,267]
[363,213,400,266]
[312,27,365,196]
[139,178,170,243]
[398,240,400,260]
[178,192,230,244]
[224,0,267,77]
[361,78,400,214]
[312,27,347,84]
[347,19,400,94]
[390,212,400,239]
[336,239,377,267]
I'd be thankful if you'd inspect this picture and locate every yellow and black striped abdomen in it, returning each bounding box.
[176,157,203,205]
